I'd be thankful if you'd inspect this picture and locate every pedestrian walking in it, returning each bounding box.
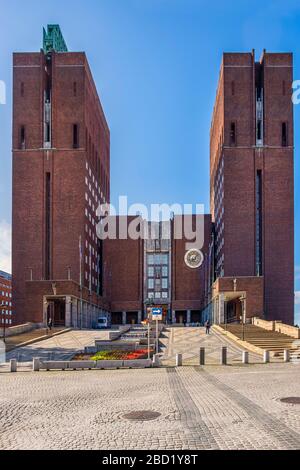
[205,320,211,335]
[47,317,53,331]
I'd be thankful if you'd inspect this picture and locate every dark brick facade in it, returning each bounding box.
[210,51,294,324]
[12,50,110,325]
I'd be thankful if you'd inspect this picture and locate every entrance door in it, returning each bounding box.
[111,312,122,325]
[175,310,187,324]
[53,299,66,327]
[191,310,201,323]
[126,312,138,325]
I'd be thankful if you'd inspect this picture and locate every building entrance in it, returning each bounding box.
[111,312,123,325]
[126,311,139,325]
[47,298,66,327]
[191,310,201,323]
[175,310,187,324]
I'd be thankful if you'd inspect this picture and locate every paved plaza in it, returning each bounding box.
[161,326,262,365]
[0,328,299,450]
[0,363,300,450]
[3,329,110,363]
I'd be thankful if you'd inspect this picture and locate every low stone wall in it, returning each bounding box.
[252,317,300,339]
[93,340,140,352]
[252,318,275,331]
[275,322,300,339]
[0,322,37,338]
[36,358,152,371]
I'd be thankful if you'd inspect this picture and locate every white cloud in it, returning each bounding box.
[0,220,11,274]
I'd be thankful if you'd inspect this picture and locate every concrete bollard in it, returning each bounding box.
[200,347,205,366]
[263,351,270,363]
[33,358,40,372]
[221,347,227,365]
[242,351,249,364]
[283,349,290,363]
[152,354,160,367]
[176,353,182,367]
[10,359,17,373]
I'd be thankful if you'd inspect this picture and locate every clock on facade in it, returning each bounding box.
[184,249,204,269]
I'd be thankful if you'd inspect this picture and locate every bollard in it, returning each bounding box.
[242,351,249,364]
[263,351,270,363]
[221,347,227,365]
[152,354,160,367]
[10,359,17,373]
[283,349,290,363]
[200,347,205,366]
[33,357,40,372]
[176,353,182,367]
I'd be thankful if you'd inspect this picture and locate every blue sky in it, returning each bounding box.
[0,0,299,322]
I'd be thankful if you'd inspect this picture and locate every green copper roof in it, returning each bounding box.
[43,25,68,53]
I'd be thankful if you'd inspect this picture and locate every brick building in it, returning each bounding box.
[0,271,13,327]
[12,27,294,327]
[12,25,110,328]
[209,51,294,324]
[104,215,211,325]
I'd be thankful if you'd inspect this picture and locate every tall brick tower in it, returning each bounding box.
[12,25,110,327]
[210,51,294,324]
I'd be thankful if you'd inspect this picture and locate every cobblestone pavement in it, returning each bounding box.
[161,327,262,365]
[0,363,299,450]
[2,330,110,364]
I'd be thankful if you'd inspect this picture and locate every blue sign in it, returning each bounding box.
[152,308,163,318]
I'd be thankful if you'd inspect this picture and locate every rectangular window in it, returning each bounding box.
[73,124,79,148]
[162,292,168,299]
[231,81,235,96]
[161,254,168,265]
[162,266,168,277]
[148,279,154,289]
[21,82,24,97]
[20,125,26,149]
[148,267,154,277]
[148,254,154,265]
[73,82,77,97]
[45,172,51,280]
[282,122,288,147]
[255,170,263,276]
[162,278,168,289]
[230,122,236,146]
[155,292,161,299]
[257,120,262,141]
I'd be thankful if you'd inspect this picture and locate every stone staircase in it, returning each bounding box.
[220,324,300,360]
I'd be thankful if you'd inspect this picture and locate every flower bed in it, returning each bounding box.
[73,349,153,361]
[92,349,152,361]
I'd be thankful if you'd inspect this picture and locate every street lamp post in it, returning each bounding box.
[0,304,6,343]
[145,298,154,359]
[240,295,246,341]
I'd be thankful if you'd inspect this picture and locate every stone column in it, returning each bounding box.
[65,296,72,327]
[172,310,176,324]
[43,297,48,327]
[122,311,127,325]
[138,311,142,324]
[218,294,225,324]
[187,310,191,325]
[72,301,78,328]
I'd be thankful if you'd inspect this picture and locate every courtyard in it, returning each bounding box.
[0,363,299,450]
